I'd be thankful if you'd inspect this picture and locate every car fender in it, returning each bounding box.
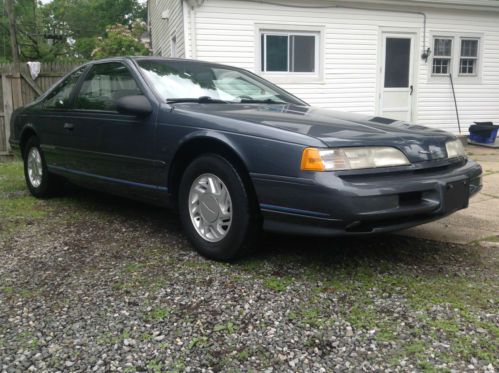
[173,129,251,168]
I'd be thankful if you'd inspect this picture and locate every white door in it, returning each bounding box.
[379,34,415,122]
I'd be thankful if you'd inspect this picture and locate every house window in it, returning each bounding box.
[432,38,452,75]
[459,38,478,75]
[261,32,318,73]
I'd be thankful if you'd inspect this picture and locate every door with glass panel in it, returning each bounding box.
[379,33,415,122]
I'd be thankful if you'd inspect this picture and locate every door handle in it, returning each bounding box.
[64,122,74,131]
[410,85,414,95]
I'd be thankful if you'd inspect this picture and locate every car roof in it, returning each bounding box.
[87,56,239,70]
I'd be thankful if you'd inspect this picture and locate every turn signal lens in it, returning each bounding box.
[301,148,325,171]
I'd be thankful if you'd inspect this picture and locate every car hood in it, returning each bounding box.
[173,103,456,163]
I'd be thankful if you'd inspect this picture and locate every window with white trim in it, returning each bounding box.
[260,31,318,73]
[459,38,478,75]
[432,38,452,75]
[430,35,481,81]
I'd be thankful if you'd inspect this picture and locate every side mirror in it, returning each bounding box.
[116,95,152,116]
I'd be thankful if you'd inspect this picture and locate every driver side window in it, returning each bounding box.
[75,62,143,111]
[43,67,86,109]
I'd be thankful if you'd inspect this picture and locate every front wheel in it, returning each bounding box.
[23,137,62,198]
[178,154,260,261]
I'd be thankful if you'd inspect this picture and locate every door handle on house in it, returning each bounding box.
[410,85,414,95]
[63,122,74,131]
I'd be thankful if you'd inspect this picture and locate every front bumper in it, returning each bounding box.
[252,158,482,236]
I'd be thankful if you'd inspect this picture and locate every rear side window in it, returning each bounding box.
[43,67,86,109]
[75,62,143,111]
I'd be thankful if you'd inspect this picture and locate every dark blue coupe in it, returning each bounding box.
[9,57,482,260]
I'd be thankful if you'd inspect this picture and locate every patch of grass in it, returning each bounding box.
[183,260,213,270]
[124,262,145,273]
[146,307,171,321]
[213,321,236,334]
[16,331,39,350]
[481,235,499,243]
[1,286,14,295]
[429,319,460,334]
[188,336,208,349]
[0,195,48,219]
[96,332,121,345]
[289,306,329,328]
[171,359,186,373]
[239,258,261,272]
[236,349,251,362]
[146,359,164,373]
[1,286,39,299]
[0,161,24,193]
[417,361,440,372]
[263,275,292,292]
[405,340,426,355]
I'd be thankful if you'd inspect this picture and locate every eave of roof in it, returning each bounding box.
[332,0,499,12]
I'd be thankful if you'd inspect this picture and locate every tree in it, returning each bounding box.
[91,23,149,59]
[0,0,148,62]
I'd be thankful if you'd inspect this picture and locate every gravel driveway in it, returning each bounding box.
[0,161,498,372]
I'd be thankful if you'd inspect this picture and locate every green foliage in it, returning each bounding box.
[0,0,148,62]
[91,23,149,59]
[263,276,293,292]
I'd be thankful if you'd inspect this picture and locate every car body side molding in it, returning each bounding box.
[48,165,168,192]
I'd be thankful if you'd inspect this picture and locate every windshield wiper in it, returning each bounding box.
[239,98,284,104]
[167,96,229,104]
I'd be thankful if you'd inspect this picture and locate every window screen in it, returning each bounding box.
[384,37,411,88]
[261,32,317,73]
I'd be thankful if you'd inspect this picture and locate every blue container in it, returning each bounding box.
[469,128,498,144]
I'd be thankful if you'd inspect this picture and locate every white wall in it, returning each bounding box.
[149,0,185,58]
[183,0,499,133]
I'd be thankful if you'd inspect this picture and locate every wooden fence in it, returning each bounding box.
[0,62,79,155]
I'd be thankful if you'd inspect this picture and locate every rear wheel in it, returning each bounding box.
[178,154,260,261]
[23,136,62,198]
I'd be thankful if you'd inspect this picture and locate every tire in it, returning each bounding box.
[23,136,63,198]
[178,154,261,261]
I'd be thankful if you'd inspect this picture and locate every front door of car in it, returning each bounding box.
[35,67,87,169]
[379,33,415,122]
[63,62,161,189]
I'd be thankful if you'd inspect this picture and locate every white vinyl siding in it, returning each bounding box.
[164,0,499,134]
[148,0,185,58]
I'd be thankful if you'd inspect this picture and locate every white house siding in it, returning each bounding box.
[183,0,499,133]
[149,0,185,58]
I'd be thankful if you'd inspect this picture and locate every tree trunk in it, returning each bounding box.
[4,0,23,110]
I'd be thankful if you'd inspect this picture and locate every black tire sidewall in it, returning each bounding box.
[23,137,51,198]
[179,154,254,261]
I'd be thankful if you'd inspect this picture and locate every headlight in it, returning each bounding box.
[445,139,466,158]
[301,147,410,171]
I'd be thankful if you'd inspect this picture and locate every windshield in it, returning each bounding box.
[136,59,305,105]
